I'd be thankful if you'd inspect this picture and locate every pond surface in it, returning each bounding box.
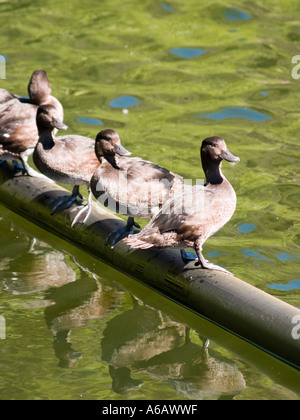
[0,0,300,400]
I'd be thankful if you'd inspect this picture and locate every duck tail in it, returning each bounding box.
[123,235,154,249]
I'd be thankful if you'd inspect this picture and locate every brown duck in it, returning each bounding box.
[123,137,239,274]
[33,105,100,223]
[0,70,63,178]
[90,129,184,247]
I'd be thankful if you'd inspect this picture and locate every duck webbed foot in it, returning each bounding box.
[194,245,233,275]
[105,216,140,249]
[20,152,54,181]
[70,189,93,228]
[198,260,233,275]
[24,165,55,181]
[51,185,83,215]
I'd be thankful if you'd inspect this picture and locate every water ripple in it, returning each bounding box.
[110,95,139,108]
[224,8,252,21]
[197,107,270,122]
[160,4,174,12]
[170,48,207,59]
[237,223,256,233]
[268,279,300,291]
[76,117,103,125]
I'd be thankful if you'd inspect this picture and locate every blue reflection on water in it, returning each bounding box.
[242,249,272,261]
[207,250,227,258]
[237,223,256,233]
[170,48,207,59]
[225,8,252,21]
[110,95,139,108]
[76,117,103,125]
[268,279,300,291]
[260,91,269,96]
[161,4,174,11]
[197,107,270,122]
[276,252,297,262]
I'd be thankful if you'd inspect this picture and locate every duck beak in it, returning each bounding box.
[114,143,131,156]
[51,117,68,131]
[220,148,240,163]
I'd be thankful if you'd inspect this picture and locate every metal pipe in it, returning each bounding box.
[0,163,299,369]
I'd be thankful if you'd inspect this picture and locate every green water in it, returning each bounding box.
[0,0,300,400]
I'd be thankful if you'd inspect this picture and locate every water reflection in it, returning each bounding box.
[109,95,139,108]
[44,270,117,368]
[196,107,270,122]
[101,295,246,399]
[0,216,244,398]
[160,4,174,12]
[0,211,299,399]
[268,279,300,292]
[224,8,252,21]
[76,117,103,125]
[237,223,256,233]
[242,248,273,262]
[170,48,207,59]
[1,221,246,398]
[0,219,76,294]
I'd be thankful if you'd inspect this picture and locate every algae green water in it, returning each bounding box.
[0,0,300,400]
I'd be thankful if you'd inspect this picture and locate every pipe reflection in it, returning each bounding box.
[101,295,246,399]
[0,218,76,294]
[1,214,297,399]
[44,275,117,368]
[0,217,246,397]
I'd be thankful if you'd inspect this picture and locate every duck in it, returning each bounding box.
[123,137,240,274]
[90,129,184,247]
[33,105,100,224]
[0,89,15,105]
[0,70,63,178]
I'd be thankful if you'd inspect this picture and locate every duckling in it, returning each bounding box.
[90,129,184,247]
[0,70,63,178]
[123,137,240,274]
[33,105,100,222]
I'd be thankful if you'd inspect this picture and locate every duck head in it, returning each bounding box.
[95,129,131,160]
[36,105,68,133]
[28,70,52,105]
[201,137,240,184]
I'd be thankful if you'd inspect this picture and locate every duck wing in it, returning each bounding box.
[120,157,182,184]
[0,100,39,151]
[148,184,215,233]
[55,134,95,153]
[120,158,183,211]
[53,135,99,178]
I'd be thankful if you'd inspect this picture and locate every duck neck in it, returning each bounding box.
[204,162,224,185]
[31,94,51,106]
[38,128,55,149]
[101,155,120,170]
